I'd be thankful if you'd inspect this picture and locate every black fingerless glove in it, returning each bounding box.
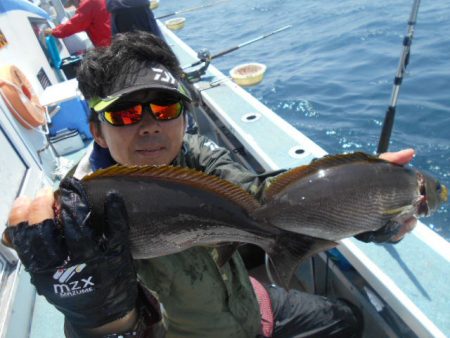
[354,220,403,244]
[4,177,138,329]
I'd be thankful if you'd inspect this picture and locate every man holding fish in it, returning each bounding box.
[3,31,444,338]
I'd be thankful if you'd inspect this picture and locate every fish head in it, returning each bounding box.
[418,172,448,216]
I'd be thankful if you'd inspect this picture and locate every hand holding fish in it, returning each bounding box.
[2,178,139,336]
[378,148,415,165]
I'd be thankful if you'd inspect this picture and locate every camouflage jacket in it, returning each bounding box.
[74,133,281,338]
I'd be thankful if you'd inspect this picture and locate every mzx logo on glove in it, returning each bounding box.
[52,263,95,297]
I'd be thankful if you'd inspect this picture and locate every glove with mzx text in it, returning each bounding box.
[3,177,138,329]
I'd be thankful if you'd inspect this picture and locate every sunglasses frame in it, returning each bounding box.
[98,101,184,127]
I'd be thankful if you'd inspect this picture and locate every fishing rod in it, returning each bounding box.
[156,0,229,20]
[377,0,421,154]
[183,25,292,83]
[184,25,292,70]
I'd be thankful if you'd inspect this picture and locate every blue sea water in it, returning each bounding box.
[158,0,450,240]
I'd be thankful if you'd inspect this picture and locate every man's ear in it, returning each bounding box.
[90,122,108,148]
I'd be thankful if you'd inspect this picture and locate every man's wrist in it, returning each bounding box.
[65,308,138,338]
[66,285,165,338]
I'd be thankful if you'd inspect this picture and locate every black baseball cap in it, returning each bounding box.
[89,63,191,112]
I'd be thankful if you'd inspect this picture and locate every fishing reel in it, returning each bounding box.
[184,48,211,83]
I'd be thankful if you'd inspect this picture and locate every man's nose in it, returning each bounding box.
[138,110,160,134]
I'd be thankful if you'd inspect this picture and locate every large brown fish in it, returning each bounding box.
[79,153,447,287]
[81,165,333,288]
[253,153,447,240]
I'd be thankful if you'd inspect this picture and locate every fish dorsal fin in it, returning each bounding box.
[83,165,261,212]
[265,152,385,201]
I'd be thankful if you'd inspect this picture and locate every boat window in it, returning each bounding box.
[28,17,63,67]
[37,67,51,90]
[0,126,26,335]
[0,240,19,338]
[0,98,50,337]
[0,258,5,285]
[0,128,27,229]
[0,253,16,292]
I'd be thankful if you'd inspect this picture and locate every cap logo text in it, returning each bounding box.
[152,67,176,84]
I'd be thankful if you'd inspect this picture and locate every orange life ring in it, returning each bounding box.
[0,65,46,129]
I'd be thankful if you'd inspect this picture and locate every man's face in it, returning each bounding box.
[91,90,186,166]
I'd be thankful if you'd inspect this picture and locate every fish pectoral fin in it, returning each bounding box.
[382,207,405,215]
[382,205,411,216]
[268,232,337,289]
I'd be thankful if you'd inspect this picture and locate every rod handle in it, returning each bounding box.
[377,106,396,154]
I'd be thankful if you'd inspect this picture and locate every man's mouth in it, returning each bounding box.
[136,147,165,153]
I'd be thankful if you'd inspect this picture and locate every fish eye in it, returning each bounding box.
[436,181,442,192]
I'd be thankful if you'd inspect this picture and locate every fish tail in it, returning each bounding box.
[268,232,337,289]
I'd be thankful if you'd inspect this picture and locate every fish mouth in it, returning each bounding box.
[417,173,430,216]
